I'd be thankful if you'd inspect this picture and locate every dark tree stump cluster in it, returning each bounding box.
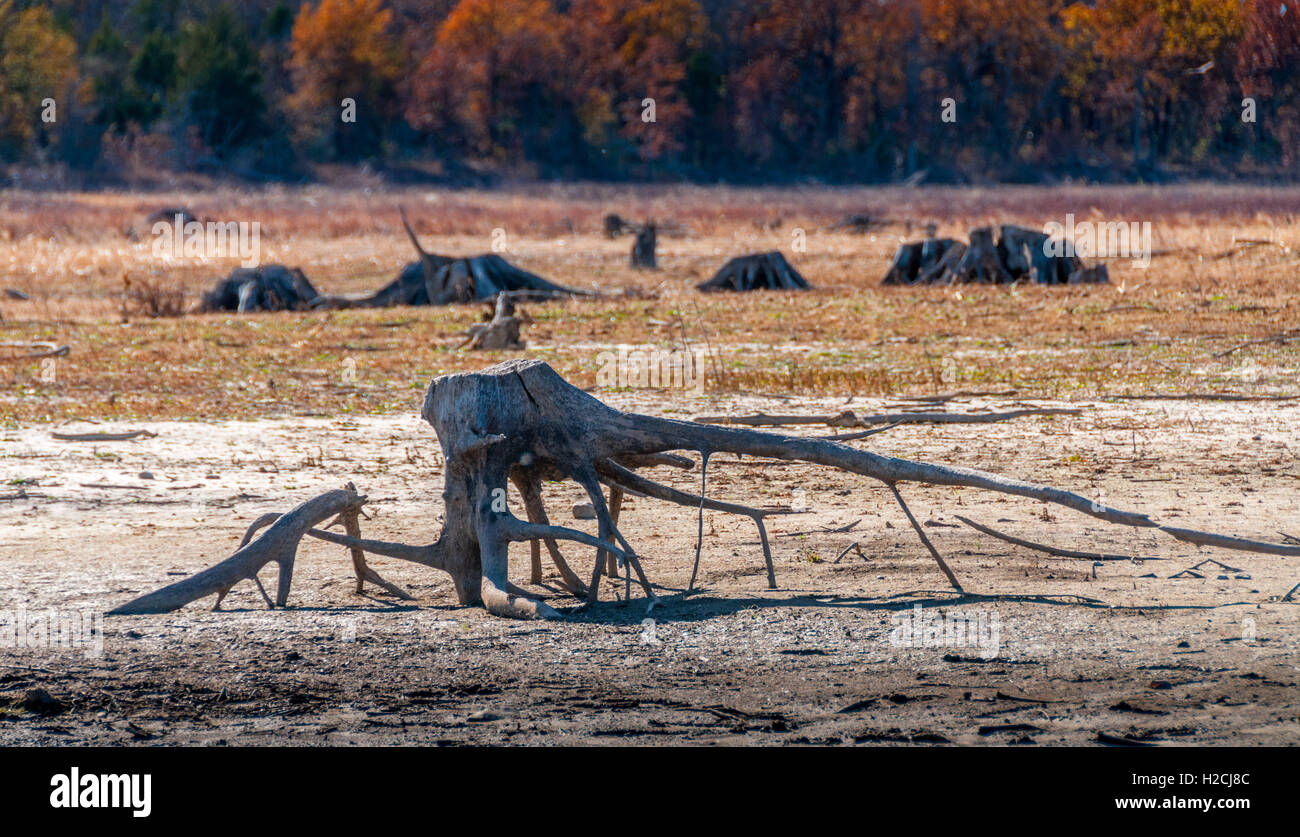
[697,252,810,292]
[882,225,1109,286]
[194,265,319,313]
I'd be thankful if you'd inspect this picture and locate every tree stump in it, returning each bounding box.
[882,238,964,285]
[631,222,657,269]
[697,252,810,292]
[463,293,527,350]
[950,227,1013,283]
[195,265,319,313]
[604,214,632,238]
[313,211,594,308]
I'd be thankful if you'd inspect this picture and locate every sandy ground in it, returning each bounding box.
[2,390,1299,745]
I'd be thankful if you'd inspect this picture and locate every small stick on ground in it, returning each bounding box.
[832,542,861,564]
[1102,393,1299,402]
[688,452,711,591]
[755,516,776,588]
[696,408,1081,429]
[0,342,69,361]
[54,430,157,442]
[1212,330,1300,359]
[955,515,1158,561]
[600,485,624,576]
[779,518,861,538]
[822,422,904,442]
[889,483,962,591]
[1185,558,1243,574]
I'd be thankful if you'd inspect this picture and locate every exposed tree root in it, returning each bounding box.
[110,488,368,614]
[112,360,1300,620]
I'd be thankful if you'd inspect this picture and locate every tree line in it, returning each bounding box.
[1,0,1297,183]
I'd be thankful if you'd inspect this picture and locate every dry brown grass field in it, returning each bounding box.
[2,183,1299,422]
[2,184,1299,746]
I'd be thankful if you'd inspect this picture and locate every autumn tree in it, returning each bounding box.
[566,0,708,167]
[1236,0,1300,165]
[0,0,78,160]
[407,0,564,164]
[287,0,402,160]
[723,0,941,176]
[723,0,859,167]
[910,0,1073,177]
[1063,0,1245,172]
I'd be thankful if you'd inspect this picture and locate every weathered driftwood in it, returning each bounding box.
[51,430,156,442]
[195,265,319,313]
[109,483,410,614]
[698,252,810,292]
[694,408,1081,428]
[113,359,1300,620]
